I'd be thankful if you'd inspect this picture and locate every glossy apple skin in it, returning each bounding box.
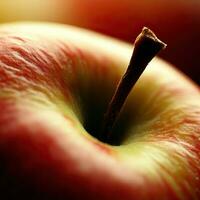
[0,23,200,199]
[0,0,199,84]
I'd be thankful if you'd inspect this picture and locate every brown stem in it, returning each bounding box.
[100,27,166,145]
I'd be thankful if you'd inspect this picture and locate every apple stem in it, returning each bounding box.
[100,27,166,145]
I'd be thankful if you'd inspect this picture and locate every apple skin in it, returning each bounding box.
[0,22,200,199]
[0,0,199,84]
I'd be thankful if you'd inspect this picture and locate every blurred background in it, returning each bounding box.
[0,0,199,84]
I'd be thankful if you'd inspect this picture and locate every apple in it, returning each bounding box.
[0,0,199,84]
[0,22,200,200]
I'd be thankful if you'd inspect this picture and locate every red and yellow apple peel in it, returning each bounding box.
[0,23,199,199]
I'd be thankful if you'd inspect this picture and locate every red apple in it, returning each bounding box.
[0,22,200,199]
[0,0,199,84]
